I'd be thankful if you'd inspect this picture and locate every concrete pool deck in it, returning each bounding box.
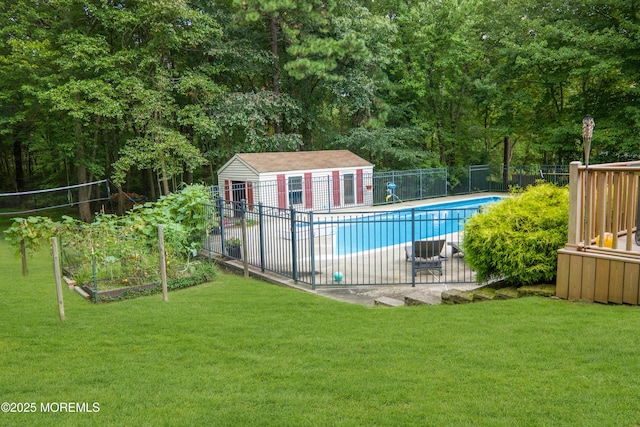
[206,193,504,305]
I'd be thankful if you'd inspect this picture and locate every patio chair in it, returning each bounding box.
[405,239,446,277]
[448,242,464,257]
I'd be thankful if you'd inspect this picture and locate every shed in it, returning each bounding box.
[217,150,374,211]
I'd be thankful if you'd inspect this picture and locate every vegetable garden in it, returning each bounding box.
[3,184,215,302]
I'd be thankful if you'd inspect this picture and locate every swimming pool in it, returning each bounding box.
[333,196,503,255]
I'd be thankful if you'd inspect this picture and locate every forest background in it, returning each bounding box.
[1,0,638,221]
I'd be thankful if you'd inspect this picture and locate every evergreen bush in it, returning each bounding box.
[463,183,569,285]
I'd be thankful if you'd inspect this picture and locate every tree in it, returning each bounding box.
[388,0,486,166]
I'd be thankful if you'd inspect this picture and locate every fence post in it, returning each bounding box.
[218,196,226,256]
[519,165,523,187]
[259,202,266,272]
[91,246,98,303]
[241,199,249,278]
[445,168,449,196]
[411,208,416,287]
[327,175,331,212]
[290,206,298,282]
[309,211,316,290]
[207,204,212,263]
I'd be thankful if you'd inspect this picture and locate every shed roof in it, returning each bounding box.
[230,150,373,174]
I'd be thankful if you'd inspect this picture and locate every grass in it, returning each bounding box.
[2,237,640,426]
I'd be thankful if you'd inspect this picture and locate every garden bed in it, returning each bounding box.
[81,279,161,300]
[77,262,215,302]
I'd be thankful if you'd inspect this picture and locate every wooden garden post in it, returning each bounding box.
[52,237,65,322]
[158,225,168,302]
[20,239,28,276]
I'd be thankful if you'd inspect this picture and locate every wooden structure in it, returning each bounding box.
[556,160,640,304]
[217,150,374,211]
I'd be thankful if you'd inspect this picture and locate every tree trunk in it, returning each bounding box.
[270,14,282,141]
[76,144,93,222]
[502,135,511,190]
[116,185,126,216]
[13,139,24,191]
[75,119,93,223]
[270,15,280,97]
[148,169,157,201]
[161,160,170,195]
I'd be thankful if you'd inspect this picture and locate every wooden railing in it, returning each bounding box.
[567,160,640,255]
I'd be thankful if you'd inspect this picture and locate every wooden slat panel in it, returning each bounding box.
[596,172,607,247]
[623,262,639,305]
[625,175,636,251]
[556,252,571,299]
[581,257,596,301]
[568,254,583,300]
[608,260,624,304]
[594,258,610,303]
[612,172,620,247]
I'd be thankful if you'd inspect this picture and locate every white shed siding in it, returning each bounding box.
[217,151,373,210]
[218,158,259,182]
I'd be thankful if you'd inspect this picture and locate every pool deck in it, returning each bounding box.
[207,194,504,306]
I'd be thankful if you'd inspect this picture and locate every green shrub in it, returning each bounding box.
[463,183,569,285]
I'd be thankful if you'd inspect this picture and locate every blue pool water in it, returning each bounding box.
[335,196,503,255]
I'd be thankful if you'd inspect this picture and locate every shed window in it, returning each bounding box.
[288,176,303,205]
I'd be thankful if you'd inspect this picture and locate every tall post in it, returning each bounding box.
[158,225,168,302]
[91,246,98,303]
[290,205,298,282]
[52,237,65,322]
[567,162,582,246]
[20,239,28,276]
[582,115,595,249]
[327,175,331,212]
[241,199,249,278]
[309,211,316,290]
[259,202,266,272]
[218,196,226,255]
[411,209,416,287]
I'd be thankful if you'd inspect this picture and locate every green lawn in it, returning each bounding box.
[2,237,640,426]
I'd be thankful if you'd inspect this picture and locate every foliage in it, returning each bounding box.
[2,0,640,195]
[331,127,441,170]
[3,216,59,256]
[463,183,569,285]
[3,184,212,290]
[224,237,242,247]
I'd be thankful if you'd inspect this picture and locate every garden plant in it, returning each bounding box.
[3,184,214,301]
[463,182,569,285]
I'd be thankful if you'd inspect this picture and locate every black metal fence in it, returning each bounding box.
[203,195,506,288]
[203,164,569,287]
[212,164,568,212]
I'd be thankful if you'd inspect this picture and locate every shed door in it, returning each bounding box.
[343,174,355,205]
